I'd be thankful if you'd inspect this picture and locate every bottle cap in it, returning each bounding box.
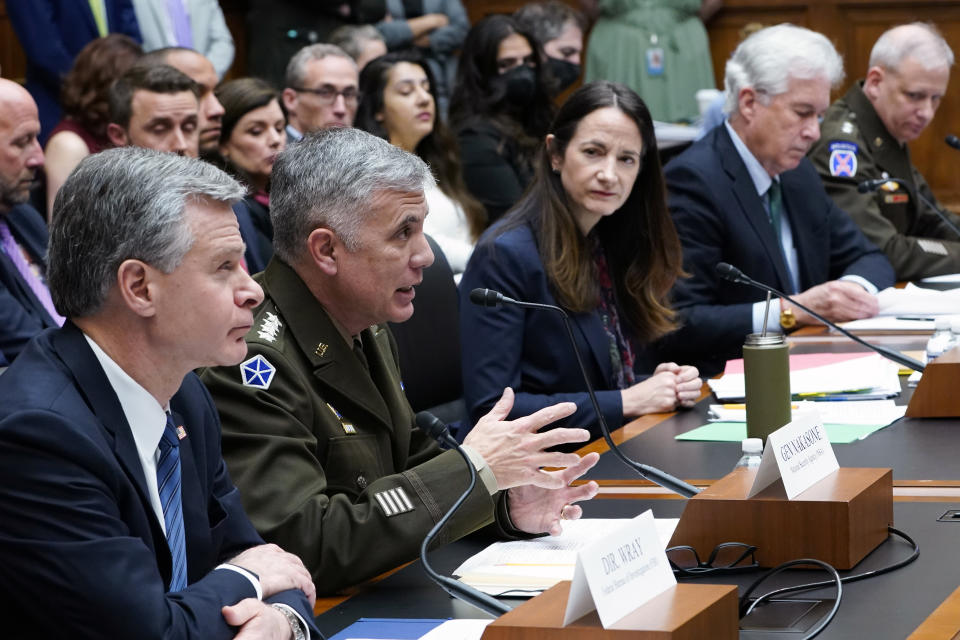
[742,437,763,454]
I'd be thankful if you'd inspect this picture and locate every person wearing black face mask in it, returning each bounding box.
[450,15,555,226]
[514,1,586,96]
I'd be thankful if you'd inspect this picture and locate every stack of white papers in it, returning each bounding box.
[707,352,901,401]
[841,284,960,331]
[452,518,678,596]
[708,399,905,425]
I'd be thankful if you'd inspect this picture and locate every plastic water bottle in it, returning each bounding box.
[735,438,764,469]
[926,318,953,363]
[948,319,960,354]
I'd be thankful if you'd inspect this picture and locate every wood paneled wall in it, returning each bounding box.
[2,0,959,200]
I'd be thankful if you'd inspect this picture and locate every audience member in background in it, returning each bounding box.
[131,0,235,77]
[450,15,555,226]
[215,78,287,274]
[107,64,201,157]
[583,0,721,123]
[44,34,143,220]
[140,47,227,157]
[0,146,318,638]
[282,44,360,141]
[808,23,960,281]
[328,24,388,72]
[460,82,701,436]
[514,1,586,96]
[375,0,470,117]
[660,24,894,376]
[0,79,62,364]
[200,127,599,594]
[6,0,141,144]
[245,0,386,90]
[357,51,485,275]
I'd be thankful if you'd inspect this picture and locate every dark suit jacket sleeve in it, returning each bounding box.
[0,205,55,362]
[459,231,624,432]
[112,0,142,39]
[0,408,264,639]
[458,126,526,225]
[0,272,50,361]
[5,0,76,91]
[664,156,756,363]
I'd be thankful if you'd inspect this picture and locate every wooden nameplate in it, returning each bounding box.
[907,347,960,418]
[480,581,738,640]
[668,467,892,570]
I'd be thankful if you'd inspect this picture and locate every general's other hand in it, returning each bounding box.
[507,452,600,536]
[463,388,589,490]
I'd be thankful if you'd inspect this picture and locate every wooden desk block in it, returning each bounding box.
[907,347,960,418]
[669,467,893,570]
[480,581,738,640]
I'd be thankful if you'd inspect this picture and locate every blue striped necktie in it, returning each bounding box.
[158,413,187,591]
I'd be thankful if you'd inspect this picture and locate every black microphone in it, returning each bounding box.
[468,288,700,498]
[856,177,896,194]
[946,135,960,150]
[414,411,510,617]
[715,262,925,372]
[858,177,960,239]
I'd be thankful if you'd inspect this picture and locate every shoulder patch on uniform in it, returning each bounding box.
[257,311,282,342]
[828,141,858,177]
[374,487,415,517]
[918,239,948,255]
[240,354,276,389]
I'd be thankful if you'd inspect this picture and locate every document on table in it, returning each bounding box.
[707,400,906,424]
[708,352,901,401]
[452,518,679,596]
[877,284,960,316]
[920,272,960,284]
[417,620,493,640]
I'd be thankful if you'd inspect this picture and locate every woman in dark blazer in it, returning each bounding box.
[459,81,702,437]
[214,78,287,273]
[449,14,555,227]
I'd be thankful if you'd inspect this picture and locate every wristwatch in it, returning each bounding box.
[779,305,797,331]
[272,604,307,640]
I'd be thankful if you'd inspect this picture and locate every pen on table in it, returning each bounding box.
[721,403,799,410]
[895,316,935,321]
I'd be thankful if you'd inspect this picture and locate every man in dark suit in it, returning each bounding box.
[662,24,895,375]
[5,0,142,143]
[0,147,318,639]
[0,79,61,363]
[200,128,600,595]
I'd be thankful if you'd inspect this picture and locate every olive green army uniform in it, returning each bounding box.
[200,259,519,594]
[809,82,960,281]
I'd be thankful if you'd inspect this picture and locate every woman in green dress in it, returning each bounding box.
[584,0,721,123]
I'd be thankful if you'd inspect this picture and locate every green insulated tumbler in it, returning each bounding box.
[743,333,792,441]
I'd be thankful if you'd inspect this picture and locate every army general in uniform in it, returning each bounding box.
[809,23,960,281]
[200,127,599,595]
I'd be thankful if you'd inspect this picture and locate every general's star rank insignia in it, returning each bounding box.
[240,354,276,389]
[257,311,282,342]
